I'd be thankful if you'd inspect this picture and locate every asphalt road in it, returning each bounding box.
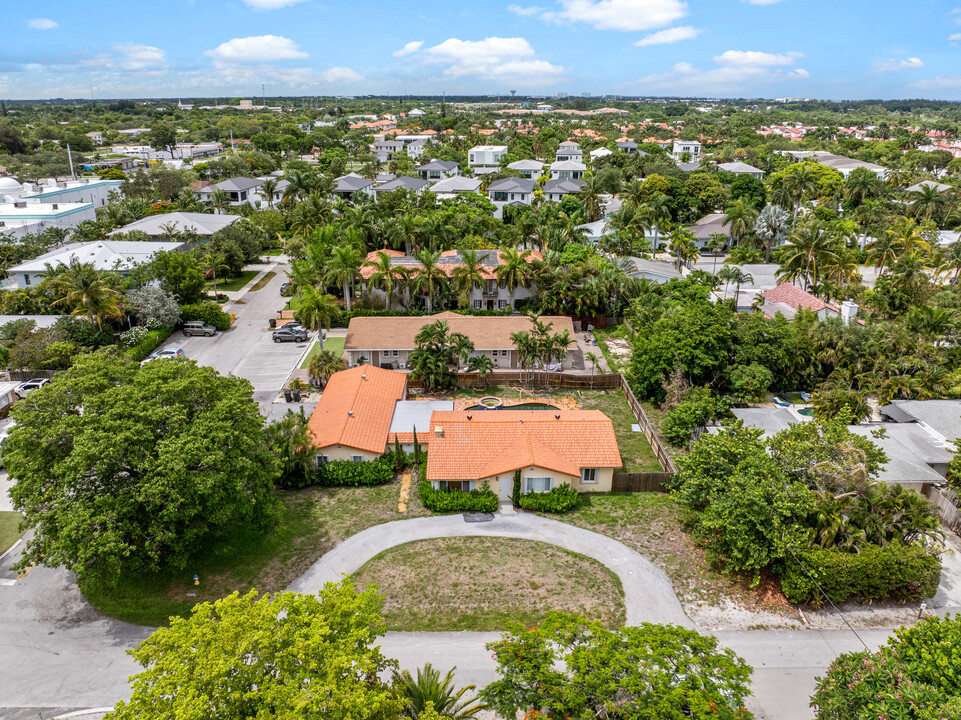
[156,260,310,412]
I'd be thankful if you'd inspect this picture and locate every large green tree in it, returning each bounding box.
[6,351,279,582]
[109,581,404,720]
[481,612,754,720]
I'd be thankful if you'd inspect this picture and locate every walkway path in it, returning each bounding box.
[288,512,692,628]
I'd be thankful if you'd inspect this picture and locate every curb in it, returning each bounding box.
[0,536,23,563]
[51,708,115,719]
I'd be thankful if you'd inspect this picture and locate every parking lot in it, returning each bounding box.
[152,261,310,412]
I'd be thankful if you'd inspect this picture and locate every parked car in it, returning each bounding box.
[141,347,186,365]
[272,326,308,343]
[280,282,292,296]
[182,321,217,337]
[15,378,49,398]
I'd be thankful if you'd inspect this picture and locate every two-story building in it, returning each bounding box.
[672,139,702,160]
[543,178,585,203]
[507,160,545,179]
[194,177,264,209]
[372,176,430,200]
[333,173,376,201]
[487,177,535,218]
[427,177,482,200]
[549,160,586,180]
[468,145,508,175]
[416,160,461,183]
[555,141,583,162]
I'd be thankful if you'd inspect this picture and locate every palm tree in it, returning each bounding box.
[644,193,672,252]
[754,203,790,263]
[289,191,330,236]
[853,199,888,251]
[866,231,900,271]
[724,197,759,247]
[449,332,475,372]
[732,267,753,308]
[843,167,882,206]
[578,172,604,221]
[585,351,600,388]
[668,228,697,271]
[307,348,346,387]
[295,286,339,349]
[495,247,532,309]
[777,221,840,290]
[326,244,363,312]
[781,164,818,229]
[259,177,279,210]
[466,353,494,386]
[45,260,122,329]
[283,168,317,203]
[910,184,946,225]
[200,250,230,297]
[451,249,485,308]
[392,664,487,720]
[364,250,399,310]
[413,248,448,312]
[935,241,961,284]
[208,187,231,214]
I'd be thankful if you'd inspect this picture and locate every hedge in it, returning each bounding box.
[418,481,499,513]
[330,307,513,327]
[314,456,395,487]
[180,302,232,331]
[127,328,174,362]
[780,543,941,605]
[518,484,581,513]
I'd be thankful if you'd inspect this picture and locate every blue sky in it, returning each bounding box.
[3,0,961,100]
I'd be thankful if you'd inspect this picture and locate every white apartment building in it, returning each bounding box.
[468,145,508,175]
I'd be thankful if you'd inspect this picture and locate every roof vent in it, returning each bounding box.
[519,419,524,424]
[348,410,354,418]
[361,373,367,380]
[467,414,472,421]
[434,426,443,438]
[555,414,560,420]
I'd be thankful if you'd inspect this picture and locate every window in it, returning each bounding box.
[392,350,399,357]
[316,455,329,467]
[492,192,508,202]
[469,154,475,163]
[473,300,482,309]
[438,480,474,492]
[525,477,553,493]
[351,455,364,463]
[498,300,506,309]
[24,275,31,286]
[581,468,598,484]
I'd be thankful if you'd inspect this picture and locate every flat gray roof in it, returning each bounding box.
[389,400,455,434]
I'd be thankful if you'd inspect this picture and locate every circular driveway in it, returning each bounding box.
[287,512,693,628]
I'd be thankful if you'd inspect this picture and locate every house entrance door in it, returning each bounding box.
[498,476,513,501]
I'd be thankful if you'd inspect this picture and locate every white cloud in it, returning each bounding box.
[878,57,924,72]
[633,49,807,94]
[79,44,168,71]
[393,41,425,58]
[741,0,783,5]
[418,36,564,86]
[206,35,307,62]
[537,0,687,31]
[318,66,362,83]
[507,4,546,15]
[951,33,961,47]
[713,50,803,67]
[912,75,961,90]
[635,25,700,46]
[28,18,58,30]
[241,0,308,7]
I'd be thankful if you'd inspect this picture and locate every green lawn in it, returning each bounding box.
[205,269,259,293]
[573,389,662,473]
[284,295,302,312]
[263,248,284,256]
[301,336,345,368]
[82,480,430,627]
[0,512,24,556]
[249,271,276,291]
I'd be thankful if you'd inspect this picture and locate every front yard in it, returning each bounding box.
[83,479,429,627]
[351,536,625,631]
[0,511,23,555]
[205,269,259,293]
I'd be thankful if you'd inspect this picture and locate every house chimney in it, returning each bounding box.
[434,426,443,438]
[840,300,858,326]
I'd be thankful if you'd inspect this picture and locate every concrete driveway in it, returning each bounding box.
[155,260,310,412]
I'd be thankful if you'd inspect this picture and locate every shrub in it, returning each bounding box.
[661,387,723,446]
[518,484,580,513]
[419,482,498,513]
[120,325,152,349]
[126,328,174,362]
[314,456,394,487]
[780,542,941,605]
[180,302,232,331]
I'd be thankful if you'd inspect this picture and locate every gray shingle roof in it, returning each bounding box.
[197,176,263,194]
[110,212,240,237]
[544,178,585,195]
[334,174,375,192]
[416,160,459,172]
[374,176,430,193]
[487,178,535,193]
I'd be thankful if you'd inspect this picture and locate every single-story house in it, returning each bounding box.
[344,311,577,370]
[425,409,621,497]
[194,177,264,207]
[759,284,857,324]
[906,180,953,194]
[880,399,961,444]
[616,140,639,154]
[717,162,765,178]
[630,258,683,284]
[8,239,182,289]
[685,213,732,248]
[590,147,613,160]
[333,173,376,201]
[427,176,482,200]
[109,211,240,240]
[576,218,612,245]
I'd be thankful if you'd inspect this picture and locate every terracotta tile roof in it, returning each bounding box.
[345,312,575,351]
[307,366,407,453]
[761,283,832,313]
[426,410,621,480]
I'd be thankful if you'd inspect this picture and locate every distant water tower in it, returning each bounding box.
[510,90,517,98]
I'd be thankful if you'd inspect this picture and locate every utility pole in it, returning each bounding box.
[262,83,266,110]
[66,143,76,180]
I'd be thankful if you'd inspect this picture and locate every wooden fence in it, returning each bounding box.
[612,472,673,493]
[922,484,961,535]
[618,375,676,474]
[7,369,58,382]
[406,372,623,390]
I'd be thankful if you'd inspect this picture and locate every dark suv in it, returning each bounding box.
[272,325,308,343]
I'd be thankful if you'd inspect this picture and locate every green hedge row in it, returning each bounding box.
[518,485,581,513]
[780,543,941,605]
[127,328,174,362]
[330,307,513,327]
[418,482,499,513]
[314,456,395,487]
[180,302,232,331]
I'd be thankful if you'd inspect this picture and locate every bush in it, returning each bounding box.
[780,543,941,605]
[314,456,395,487]
[518,484,580,512]
[661,387,722,446]
[180,302,232,331]
[126,328,174,362]
[419,482,498,513]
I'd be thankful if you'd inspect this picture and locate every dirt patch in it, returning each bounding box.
[605,338,632,363]
[351,536,626,631]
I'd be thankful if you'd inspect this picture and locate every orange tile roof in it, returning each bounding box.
[426,410,621,480]
[307,366,407,454]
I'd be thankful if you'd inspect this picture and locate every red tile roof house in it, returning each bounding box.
[759,284,858,323]
[426,409,622,498]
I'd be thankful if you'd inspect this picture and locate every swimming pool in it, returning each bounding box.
[798,407,816,417]
[464,402,560,411]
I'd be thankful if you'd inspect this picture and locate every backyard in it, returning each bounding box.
[351,536,625,631]
[82,478,429,627]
